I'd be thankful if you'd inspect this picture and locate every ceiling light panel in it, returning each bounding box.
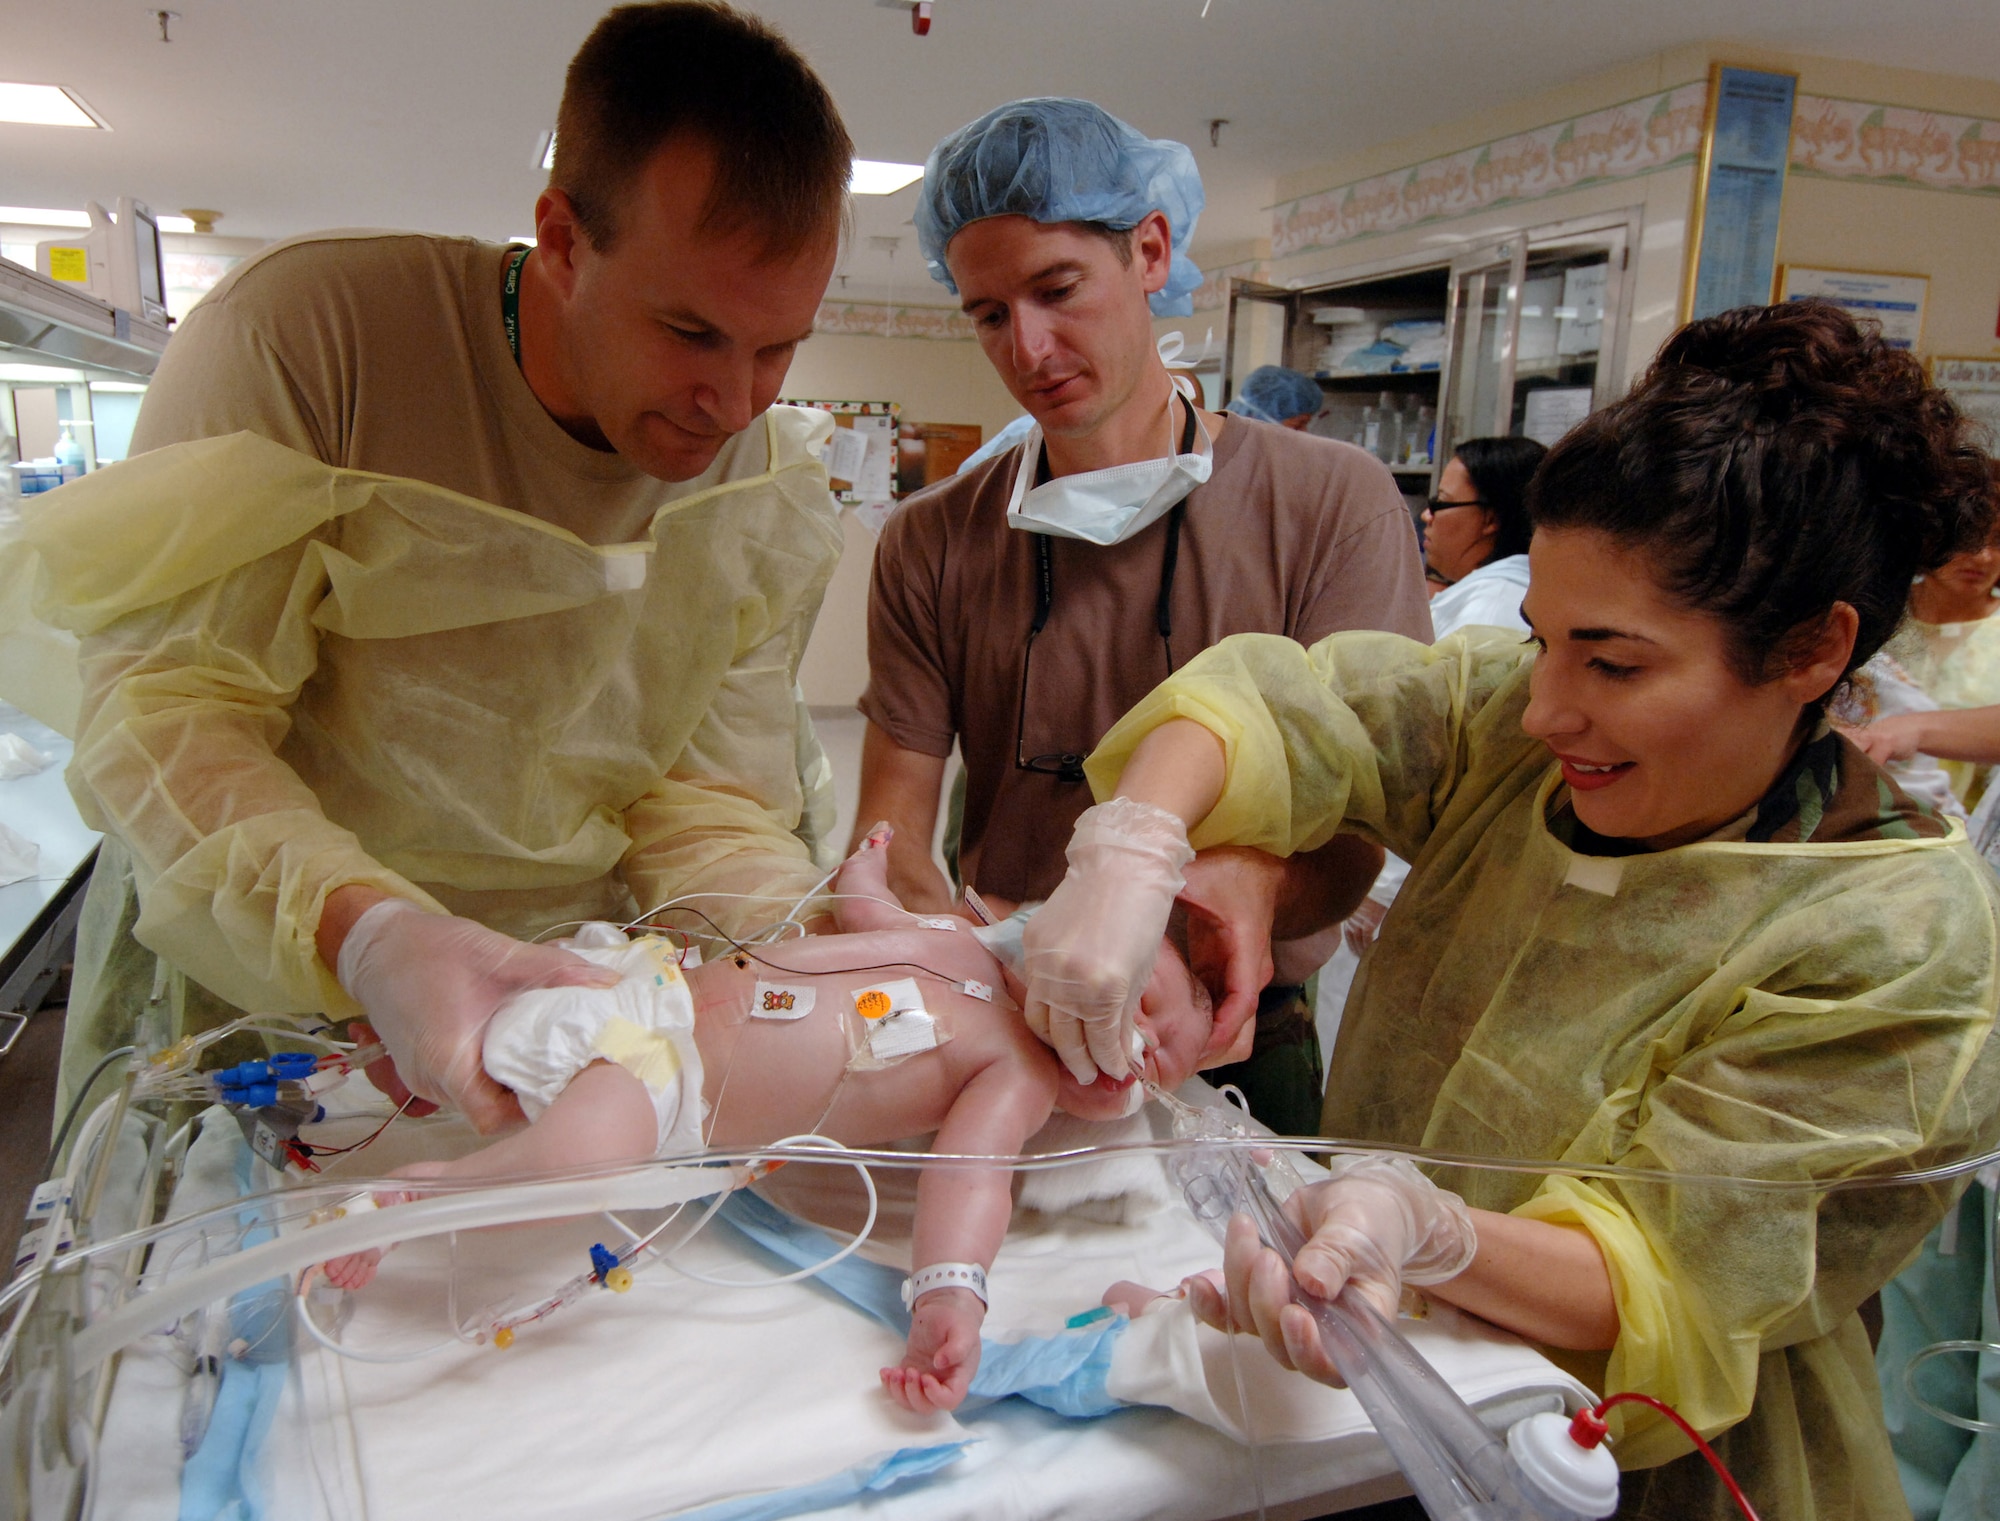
[0,206,90,228]
[0,208,196,233]
[0,83,102,129]
[849,160,924,196]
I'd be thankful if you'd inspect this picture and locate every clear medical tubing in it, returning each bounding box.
[62,1160,749,1373]
[1166,1135,1580,1521]
[10,1118,2000,1383]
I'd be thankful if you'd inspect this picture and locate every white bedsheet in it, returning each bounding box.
[93,1102,1594,1520]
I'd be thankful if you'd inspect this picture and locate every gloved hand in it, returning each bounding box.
[1186,1153,1477,1384]
[335,899,620,1133]
[1022,798,1194,1083]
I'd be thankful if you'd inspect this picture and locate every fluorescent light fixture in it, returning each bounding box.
[850,160,924,196]
[0,207,196,233]
[0,83,102,129]
[0,363,91,383]
[0,206,88,228]
[540,131,557,170]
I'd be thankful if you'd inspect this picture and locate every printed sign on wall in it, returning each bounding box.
[1686,65,1799,321]
[1779,267,1928,349]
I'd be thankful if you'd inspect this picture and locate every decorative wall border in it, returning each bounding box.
[1790,94,2000,196]
[812,300,974,341]
[1270,82,1708,260]
[1269,82,2000,262]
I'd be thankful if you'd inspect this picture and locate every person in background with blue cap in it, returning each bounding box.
[853,98,1430,1131]
[1228,365,1324,430]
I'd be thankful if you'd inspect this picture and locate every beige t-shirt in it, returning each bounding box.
[132,231,763,538]
[116,230,836,934]
[861,416,1433,903]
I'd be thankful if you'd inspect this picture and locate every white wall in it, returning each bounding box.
[1252,45,2000,385]
[786,330,1019,706]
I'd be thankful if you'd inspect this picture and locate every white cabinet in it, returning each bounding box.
[1224,209,1641,494]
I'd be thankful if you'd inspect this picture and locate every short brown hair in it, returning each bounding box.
[553,2,851,256]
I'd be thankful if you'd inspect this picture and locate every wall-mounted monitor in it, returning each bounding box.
[34,198,170,324]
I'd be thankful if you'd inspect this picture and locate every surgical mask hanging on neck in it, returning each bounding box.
[1006,391,1212,547]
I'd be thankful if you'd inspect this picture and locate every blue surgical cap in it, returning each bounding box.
[916,98,1205,317]
[1228,365,1323,424]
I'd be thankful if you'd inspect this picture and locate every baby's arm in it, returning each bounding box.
[882,1051,1058,1413]
[322,1061,657,1289]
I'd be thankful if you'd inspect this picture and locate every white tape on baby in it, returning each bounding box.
[901,1261,988,1308]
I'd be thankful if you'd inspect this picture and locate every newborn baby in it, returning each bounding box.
[323,825,1213,1412]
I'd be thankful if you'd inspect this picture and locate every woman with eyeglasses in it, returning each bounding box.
[1420,434,1547,632]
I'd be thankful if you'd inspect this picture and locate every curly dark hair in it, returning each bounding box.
[1529,300,1993,698]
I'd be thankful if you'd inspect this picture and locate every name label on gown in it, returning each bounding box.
[1563,855,1625,896]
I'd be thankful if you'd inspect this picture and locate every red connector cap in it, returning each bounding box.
[1568,1405,1610,1450]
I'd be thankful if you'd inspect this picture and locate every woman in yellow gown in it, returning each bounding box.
[1022,302,2000,1518]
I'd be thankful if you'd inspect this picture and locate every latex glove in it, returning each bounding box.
[336,900,620,1133]
[1186,1154,1476,1382]
[1023,798,1194,1083]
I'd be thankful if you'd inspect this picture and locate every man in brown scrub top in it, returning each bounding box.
[853,98,1431,1131]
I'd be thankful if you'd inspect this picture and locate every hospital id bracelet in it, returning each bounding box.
[901,1261,988,1308]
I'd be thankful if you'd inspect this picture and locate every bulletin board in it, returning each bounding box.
[1932,356,2000,450]
[781,398,900,506]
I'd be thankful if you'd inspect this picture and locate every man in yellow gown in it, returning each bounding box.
[0,3,856,1131]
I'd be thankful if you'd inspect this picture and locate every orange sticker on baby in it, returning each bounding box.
[854,989,893,1020]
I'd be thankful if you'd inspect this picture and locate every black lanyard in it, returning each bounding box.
[1027,393,1196,662]
[502,246,531,366]
[1016,395,1195,783]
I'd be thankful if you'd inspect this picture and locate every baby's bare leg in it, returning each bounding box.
[831,822,912,935]
[321,1062,658,1290]
[881,1054,1059,1413]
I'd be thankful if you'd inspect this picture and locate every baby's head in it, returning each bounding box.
[1135,936,1213,1083]
[1048,930,1215,1120]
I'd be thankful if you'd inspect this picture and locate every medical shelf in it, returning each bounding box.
[0,257,170,382]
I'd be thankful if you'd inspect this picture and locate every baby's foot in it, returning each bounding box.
[1101,1269,1223,1319]
[316,1161,453,1292]
[322,1245,386,1291]
[880,1286,984,1413]
[833,822,911,934]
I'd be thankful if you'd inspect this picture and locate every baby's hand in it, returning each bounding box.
[881,1287,984,1413]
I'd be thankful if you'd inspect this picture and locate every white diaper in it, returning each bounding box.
[482,931,706,1157]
